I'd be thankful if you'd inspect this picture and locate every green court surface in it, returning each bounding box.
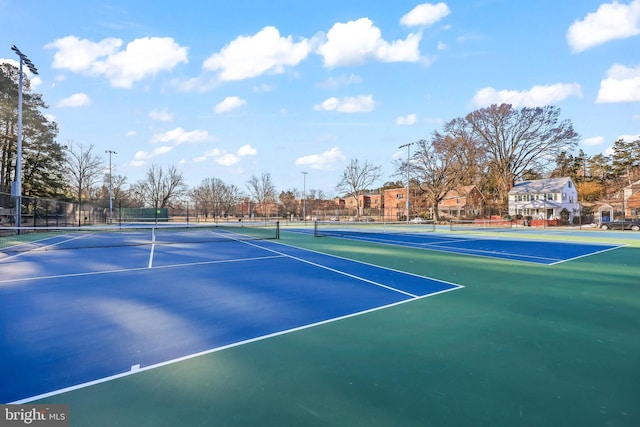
[35,228,639,426]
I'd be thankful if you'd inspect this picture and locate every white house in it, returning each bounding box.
[508,177,579,221]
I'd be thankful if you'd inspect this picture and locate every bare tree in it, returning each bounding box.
[191,177,241,219]
[109,174,128,206]
[404,139,460,222]
[136,164,186,209]
[336,159,383,217]
[246,172,277,218]
[433,117,487,186]
[221,184,244,218]
[465,104,579,203]
[63,142,104,225]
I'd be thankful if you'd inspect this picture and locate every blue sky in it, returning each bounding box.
[1,0,639,196]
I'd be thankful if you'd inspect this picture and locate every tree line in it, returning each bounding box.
[1,62,638,221]
[396,104,639,220]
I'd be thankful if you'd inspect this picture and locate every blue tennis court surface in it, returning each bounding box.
[309,228,621,264]
[0,238,461,404]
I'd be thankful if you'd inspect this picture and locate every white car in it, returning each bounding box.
[411,217,426,223]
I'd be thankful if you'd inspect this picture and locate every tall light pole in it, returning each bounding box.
[302,171,308,223]
[399,142,416,222]
[105,150,117,224]
[10,45,38,229]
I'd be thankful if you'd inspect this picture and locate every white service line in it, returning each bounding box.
[233,237,421,298]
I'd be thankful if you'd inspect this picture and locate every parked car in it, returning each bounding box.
[411,217,426,223]
[600,219,640,231]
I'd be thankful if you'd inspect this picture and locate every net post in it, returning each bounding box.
[276,221,280,239]
[314,220,319,237]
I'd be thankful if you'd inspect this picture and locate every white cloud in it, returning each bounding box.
[216,153,240,166]
[400,2,451,27]
[583,136,604,146]
[131,145,174,167]
[313,95,376,113]
[472,83,583,107]
[57,92,90,107]
[193,144,256,165]
[45,35,188,88]
[203,26,312,81]
[149,108,174,121]
[237,144,257,156]
[596,63,640,103]
[46,36,122,72]
[295,146,346,170]
[316,18,421,68]
[214,96,246,113]
[151,127,210,144]
[567,0,640,53]
[396,114,417,125]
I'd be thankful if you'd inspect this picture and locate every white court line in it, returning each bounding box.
[232,237,421,298]
[0,255,286,285]
[548,244,626,266]
[148,241,155,268]
[0,232,92,263]
[329,233,564,265]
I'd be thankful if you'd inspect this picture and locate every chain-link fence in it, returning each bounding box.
[0,192,81,226]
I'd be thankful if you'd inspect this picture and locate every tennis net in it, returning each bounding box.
[314,219,436,238]
[0,222,279,253]
[449,219,513,231]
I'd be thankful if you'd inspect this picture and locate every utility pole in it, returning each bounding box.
[302,171,308,224]
[10,45,38,230]
[105,150,117,224]
[398,142,416,222]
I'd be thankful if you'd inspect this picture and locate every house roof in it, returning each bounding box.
[443,185,483,200]
[510,177,573,194]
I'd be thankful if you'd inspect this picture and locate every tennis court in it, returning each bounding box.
[1,223,639,426]
[312,221,621,264]
[0,224,460,404]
